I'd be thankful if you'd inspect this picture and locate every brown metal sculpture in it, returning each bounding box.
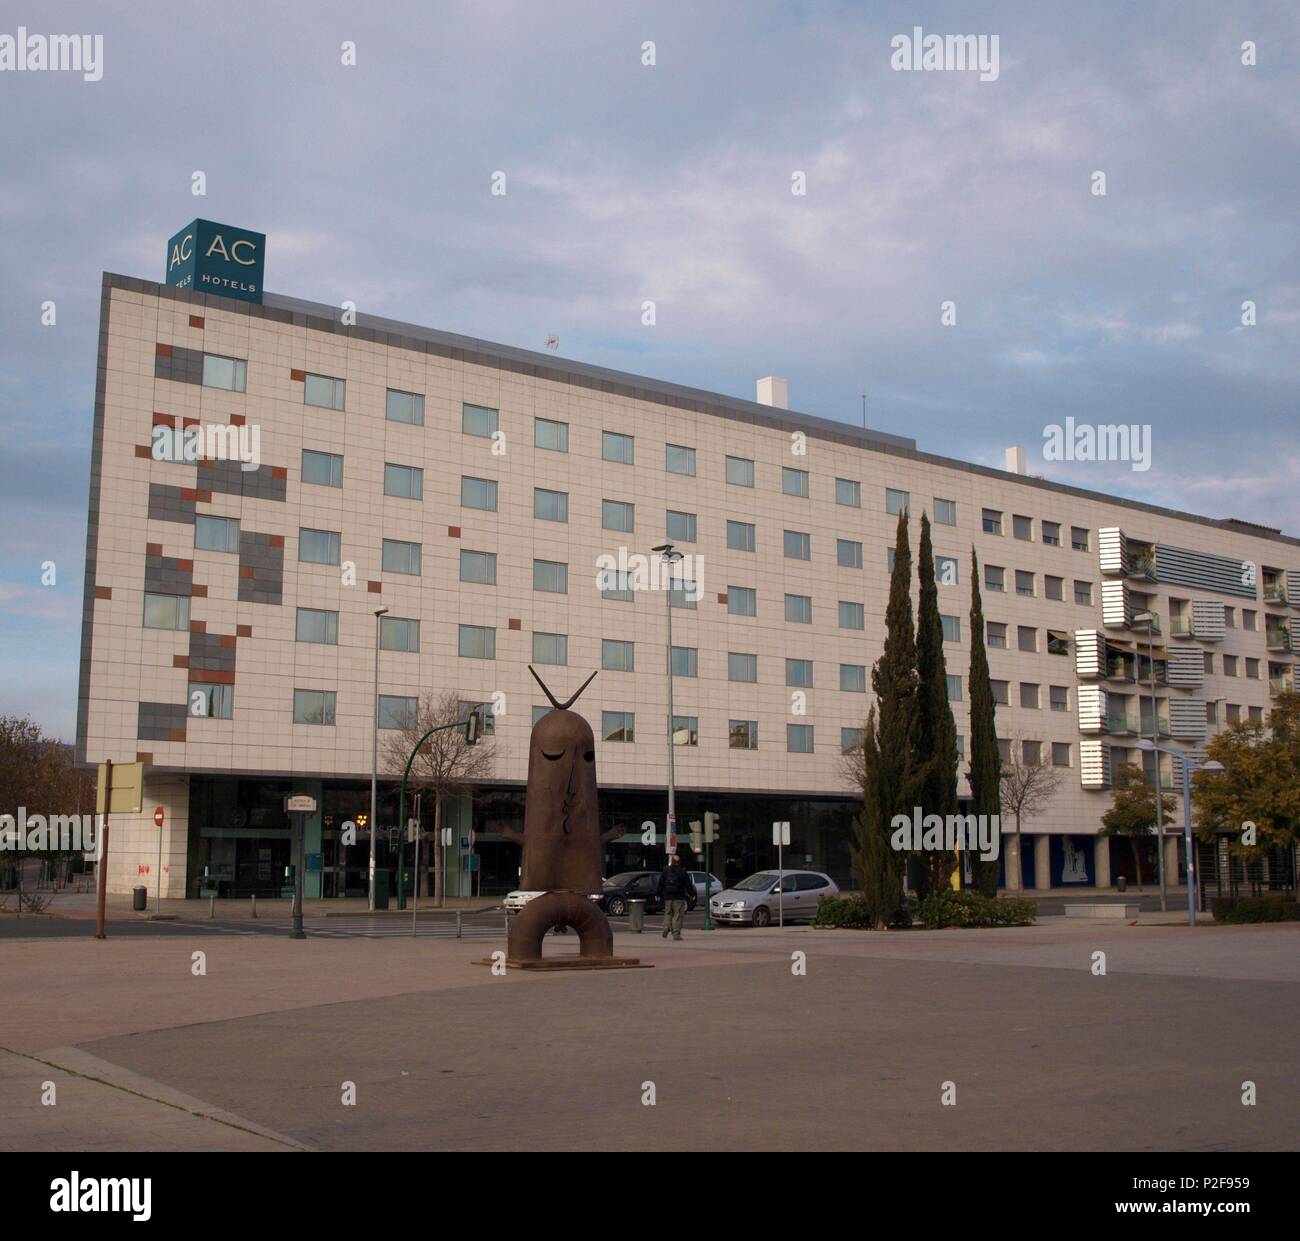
[500,666,638,967]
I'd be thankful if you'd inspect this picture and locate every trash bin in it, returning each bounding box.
[132,886,147,912]
[373,870,390,910]
[628,899,646,932]
[1116,875,1128,893]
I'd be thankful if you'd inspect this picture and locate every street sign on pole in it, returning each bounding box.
[666,813,677,853]
[773,821,790,927]
[96,761,143,815]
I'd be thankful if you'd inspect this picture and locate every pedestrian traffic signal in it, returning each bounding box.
[465,707,482,745]
[704,811,719,842]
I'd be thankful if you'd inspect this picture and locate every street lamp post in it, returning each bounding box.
[1133,611,1167,912]
[653,544,684,856]
[369,607,388,912]
[1137,738,1222,926]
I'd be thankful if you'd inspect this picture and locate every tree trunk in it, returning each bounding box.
[1013,815,1023,892]
[1130,836,1144,888]
[432,795,442,905]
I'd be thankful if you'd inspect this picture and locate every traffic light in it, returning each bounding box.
[465,707,482,745]
[689,820,702,853]
[704,811,719,842]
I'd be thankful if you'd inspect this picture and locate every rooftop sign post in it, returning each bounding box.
[165,219,265,304]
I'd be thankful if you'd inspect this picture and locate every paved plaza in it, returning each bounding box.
[2,914,1297,1151]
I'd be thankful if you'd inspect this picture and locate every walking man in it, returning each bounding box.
[658,853,693,940]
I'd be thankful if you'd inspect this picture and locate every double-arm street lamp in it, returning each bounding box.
[1135,738,1223,926]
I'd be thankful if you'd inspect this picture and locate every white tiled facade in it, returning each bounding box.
[78,274,1300,895]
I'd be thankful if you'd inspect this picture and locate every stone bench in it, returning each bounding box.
[1064,902,1140,919]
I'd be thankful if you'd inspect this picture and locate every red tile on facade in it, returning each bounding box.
[168,729,187,743]
[508,618,522,630]
[191,584,208,598]
[190,620,207,633]
[268,534,285,548]
[182,417,200,429]
[155,343,172,357]
[230,414,246,427]
[94,585,112,600]
[290,368,306,381]
[448,526,461,538]
[236,624,252,638]
[173,655,189,668]
[135,444,151,458]
[239,565,255,579]
[271,466,288,480]
[367,581,382,593]
[152,412,175,427]
[146,543,163,557]
[219,635,236,649]
[189,315,205,329]
[136,752,153,764]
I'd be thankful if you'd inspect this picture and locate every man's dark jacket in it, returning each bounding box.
[657,864,694,902]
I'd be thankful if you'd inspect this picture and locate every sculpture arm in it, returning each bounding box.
[501,827,523,845]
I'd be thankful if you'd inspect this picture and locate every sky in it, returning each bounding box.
[1,0,1297,741]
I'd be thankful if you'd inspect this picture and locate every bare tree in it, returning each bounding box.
[380,692,496,901]
[999,737,1064,891]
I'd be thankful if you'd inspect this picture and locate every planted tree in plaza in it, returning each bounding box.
[998,735,1063,890]
[913,511,959,896]
[966,548,1002,896]
[1101,762,1176,888]
[849,705,903,928]
[381,692,496,900]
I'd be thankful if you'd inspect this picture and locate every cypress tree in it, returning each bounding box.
[914,512,959,896]
[850,705,903,928]
[967,546,1002,896]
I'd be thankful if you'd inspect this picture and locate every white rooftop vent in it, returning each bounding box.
[756,376,788,409]
[1005,445,1027,474]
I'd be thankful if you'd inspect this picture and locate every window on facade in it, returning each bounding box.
[728,652,757,683]
[602,711,635,743]
[726,455,754,487]
[946,674,962,701]
[840,663,866,692]
[1050,685,1069,712]
[299,528,341,565]
[463,403,498,437]
[533,632,567,665]
[1020,682,1040,709]
[1047,630,1070,656]
[671,716,699,747]
[1018,625,1038,653]
[727,520,756,552]
[997,738,1012,763]
[382,539,421,576]
[602,431,634,464]
[386,389,424,425]
[304,373,345,410]
[459,550,496,585]
[296,607,338,645]
[730,720,758,750]
[991,680,1010,706]
[728,586,756,616]
[837,539,863,569]
[534,487,568,522]
[784,530,811,560]
[1013,514,1033,541]
[195,515,239,553]
[836,478,861,507]
[1246,658,1260,679]
[379,616,419,652]
[669,578,698,610]
[189,683,233,719]
[600,570,635,602]
[1071,527,1090,552]
[534,417,568,452]
[786,658,813,688]
[1243,610,1258,632]
[982,509,1003,535]
[378,694,418,730]
[665,443,696,475]
[782,467,809,497]
[1052,742,1071,767]
[985,565,1005,592]
[670,647,698,677]
[602,639,634,672]
[293,689,336,725]
[1042,520,1061,546]
[886,488,910,516]
[384,463,423,500]
[602,499,634,532]
[841,727,864,754]
[143,593,190,631]
[941,614,960,642]
[787,724,814,753]
[1022,740,1042,765]
[201,354,246,392]
[533,559,568,594]
[934,498,957,526]
[1045,574,1064,601]
[461,476,498,511]
[785,594,812,624]
[1016,570,1035,597]
[458,624,495,659]
[302,448,343,487]
[839,601,865,630]
[1074,580,1093,606]
[667,510,697,543]
[987,621,1007,649]
[1224,654,1238,676]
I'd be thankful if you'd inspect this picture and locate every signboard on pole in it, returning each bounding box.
[666,813,677,853]
[772,821,790,846]
[286,795,317,814]
[96,762,143,815]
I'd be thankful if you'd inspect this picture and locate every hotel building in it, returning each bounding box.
[77,256,1300,899]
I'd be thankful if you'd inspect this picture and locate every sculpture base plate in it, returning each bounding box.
[479,957,651,970]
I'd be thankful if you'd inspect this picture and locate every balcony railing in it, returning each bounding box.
[1263,583,1287,605]
[1128,553,1157,581]
[1270,676,1295,697]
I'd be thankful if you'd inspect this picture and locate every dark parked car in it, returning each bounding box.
[597,870,697,916]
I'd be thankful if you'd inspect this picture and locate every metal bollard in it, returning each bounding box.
[504,907,510,939]
[209,895,215,919]
[456,910,463,939]
[251,893,257,919]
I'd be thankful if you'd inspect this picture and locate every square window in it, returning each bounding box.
[838,601,865,630]
[784,529,811,560]
[726,456,754,487]
[1042,521,1061,546]
[602,499,635,533]
[602,431,634,464]
[1050,685,1069,711]
[1016,570,1035,597]
[667,510,697,542]
[460,550,497,585]
[534,418,569,452]
[666,444,696,475]
[1013,515,1033,541]
[602,711,635,743]
[1045,575,1064,601]
[378,694,418,730]
[836,478,861,507]
[787,723,814,753]
[786,658,813,688]
[886,488,910,516]
[302,449,343,487]
[386,389,424,425]
[728,652,757,682]
[602,639,634,672]
[671,716,699,747]
[532,632,567,665]
[782,467,809,497]
[840,663,866,692]
[534,487,568,522]
[1020,682,1040,708]
[463,403,498,437]
[299,528,340,565]
[1052,742,1071,767]
[935,555,959,585]
[533,559,568,593]
[934,498,957,526]
[730,720,758,750]
[382,539,421,576]
[982,509,1003,535]
[461,476,498,511]
[728,586,757,616]
[841,727,864,754]
[458,624,496,659]
[1074,580,1093,606]
[384,462,423,500]
[293,689,336,725]
[297,607,339,645]
[189,682,233,719]
[600,569,635,602]
[987,622,1007,649]
[727,520,756,552]
[991,680,1010,706]
[837,539,863,569]
[1071,527,1090,552]
[201,354,246,392]
[670,647,698,677]
[785,594,812,624]
[1018,625,1037,653]
[379,616,419,652]
[195,515,239,553]
[304,373,345,410]
[985,565,1005,593]
[143,593,190,631]
[941,614,960,642]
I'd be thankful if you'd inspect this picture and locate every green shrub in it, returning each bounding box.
[812,895,877,928]
[1210,896,1300,924]
[918,890,1037,929]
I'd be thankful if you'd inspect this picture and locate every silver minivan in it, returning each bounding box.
[710,869,839,926]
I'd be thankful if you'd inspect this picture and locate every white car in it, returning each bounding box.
[504,890,544,913]
[690,871,724,901]
[710,869,840,926]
